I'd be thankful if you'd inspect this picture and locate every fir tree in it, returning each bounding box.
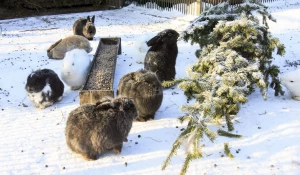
[162,1,285,174]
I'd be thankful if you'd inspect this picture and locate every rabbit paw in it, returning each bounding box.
[113,144,123,155]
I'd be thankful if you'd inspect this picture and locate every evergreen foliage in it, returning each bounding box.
[162,1,285,174]
[217,129,242,138]
[224,143,234,158]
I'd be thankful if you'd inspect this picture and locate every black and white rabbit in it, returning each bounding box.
[47,35,92,60]
[73,15,96,40]
[25,69,64,109]
[144,29,179,82]
[65,96,137,160]
[61,49,91,90]
[117,69,163,122]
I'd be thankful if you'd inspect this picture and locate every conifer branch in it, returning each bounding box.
[203,127,216,142]
[217,129,242,138]
[162,126,196,170]
[179,154,198,175]
[225,113,234,131]
[224,143,234,158]
[162,1,285,174]
[162,79,185,88]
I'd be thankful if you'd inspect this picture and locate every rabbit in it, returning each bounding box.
[144,29,179,82]
[73,15,96,40]
[25,69,64,109]
[61,49,91,90]
[280,69,300,100]
[117,69,163,122]
[47,35,92,60]
[65,96,137,160]
[134,34,153,64]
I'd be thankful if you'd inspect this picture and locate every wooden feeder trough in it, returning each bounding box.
[79,37,121,105]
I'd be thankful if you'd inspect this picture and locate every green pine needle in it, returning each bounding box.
[225,114,234,131]
[217,129,242,138]
[224,143,234,158]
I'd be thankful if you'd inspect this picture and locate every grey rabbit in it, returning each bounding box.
[25,69,64,109]
[65,96,137,160]
[73,15,96,40]
[117,69,163,122]
[144,29,179,82]
[47,35,92,60]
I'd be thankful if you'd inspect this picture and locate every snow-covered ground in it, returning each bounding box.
[0,0,300,174]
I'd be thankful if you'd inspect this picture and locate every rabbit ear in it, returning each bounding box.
[87,16,90,21]
[146,35,162,46]
[91,15,95,23]
[95,101,113,111]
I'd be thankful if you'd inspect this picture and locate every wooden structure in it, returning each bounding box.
[130,0,280,16]
[79,38,121,105]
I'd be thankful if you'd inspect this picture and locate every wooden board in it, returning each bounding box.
[79,37,121,105]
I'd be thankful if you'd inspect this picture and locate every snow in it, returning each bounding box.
[0,0,300,174]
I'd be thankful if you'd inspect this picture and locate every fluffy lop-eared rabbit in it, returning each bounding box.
[65,96,137,160]
[144,29,179,82]
[117,69,163,122]
[280,69,300,100]
[47,35,92,60]
[73,15,96,40]
[61,49,91,90]
[25,69,64,109]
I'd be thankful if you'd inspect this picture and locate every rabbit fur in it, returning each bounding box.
[280,69,300,100]
[73,15,96,40]
[25,69,64,109]
[65,96,137,160]
[144,29,179,82]
[117,69,163,122]
[134,34,153,64]
[61,49,91,90]
[47,35,92,60]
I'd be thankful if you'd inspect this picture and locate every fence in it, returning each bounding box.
[129,0,279,16]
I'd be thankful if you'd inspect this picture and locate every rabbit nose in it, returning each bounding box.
[27,87,33,92]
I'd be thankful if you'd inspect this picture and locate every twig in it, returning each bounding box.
[20,28,59,32]
[145,137,162,142]
[21,96,27,103]
[259,111,267,115]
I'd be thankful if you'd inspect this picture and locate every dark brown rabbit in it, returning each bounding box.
[117,69,163,122]
[144,29,179,82]
[65,96,137,160]
[73,15,96,40]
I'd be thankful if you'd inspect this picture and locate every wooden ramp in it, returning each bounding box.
[79,37,121,105]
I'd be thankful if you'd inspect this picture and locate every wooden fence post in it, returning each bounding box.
[196,0,201,15]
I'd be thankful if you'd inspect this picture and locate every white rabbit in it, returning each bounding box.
[134,34,153,64]
[61,49,91,90]
[280,69,300,100]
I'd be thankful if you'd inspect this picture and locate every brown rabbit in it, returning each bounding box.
[47,35,92,60]
[65,96,137,160]
[73,15,96,40]
[117,69,163,122]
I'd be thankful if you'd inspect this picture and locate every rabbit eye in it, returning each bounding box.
[168,33,172,36]
[290,80,294,83]
[72,63,74,66]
